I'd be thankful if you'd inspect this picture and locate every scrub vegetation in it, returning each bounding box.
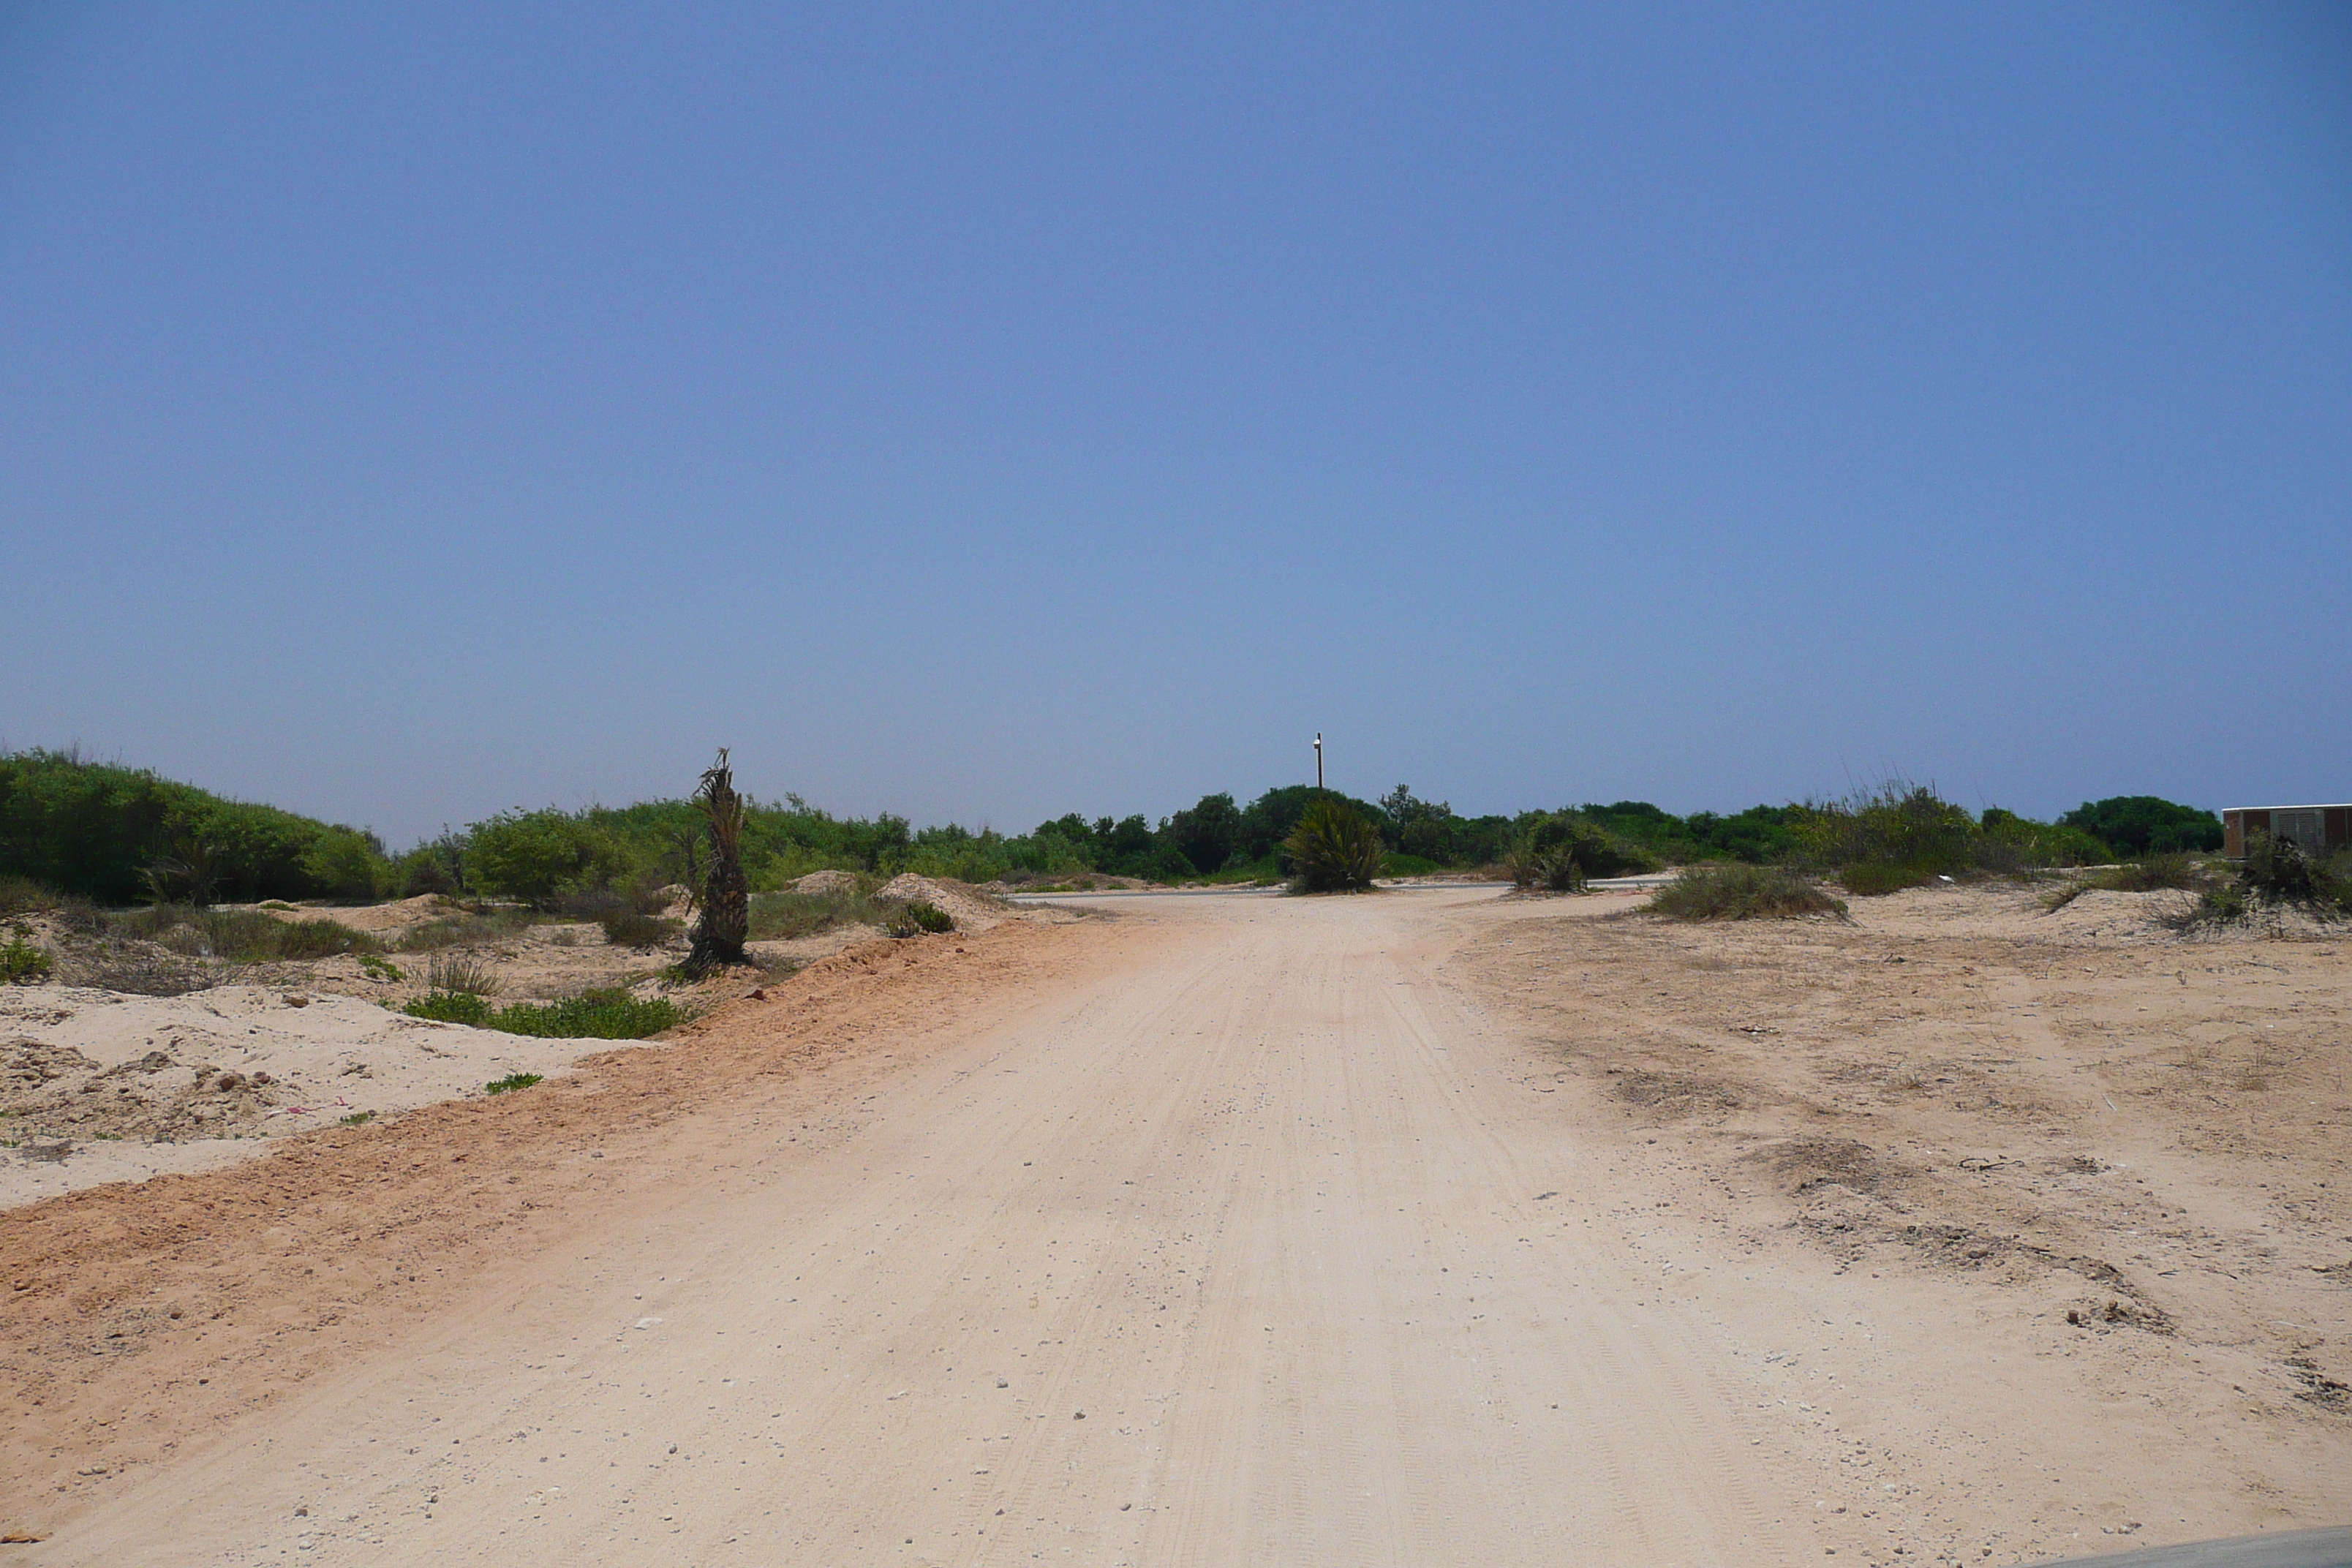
[405,986,684,1039]
[4,749,2229,913]
[2169,831,2352,928]
[1284,799,1387,893]
[1648,863,1848,921]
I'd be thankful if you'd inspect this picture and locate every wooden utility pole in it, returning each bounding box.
[1313,733,1324,791]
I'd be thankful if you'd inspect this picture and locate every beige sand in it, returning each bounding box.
[0,886,2342,1564]
[873,872,1023,930]
[0,985,606,1207]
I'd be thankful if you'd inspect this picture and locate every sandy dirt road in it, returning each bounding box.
[7,889,2345,1565]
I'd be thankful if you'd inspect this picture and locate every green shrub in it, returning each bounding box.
[1976,808,2114,872]
[2236,830,2348,913]
[358,953,404,981]
[404,989,494,1025]
[486,989,683,1039]
[1792,783,1977,878]
[1506,813,1652,889]
[1,929,52,984]
[406,985,680,1038]
[884,900,954,938]
[2059,796,2223,856]
[1284,799,1385,892]
[1680,804,1801,864]
[464,810,624,905]
[1504,840,1585,892]
[486,1073,543,1095]
[392,837,465,897]
[300,826,389,901]
[1166,793,1244,876]
[1648,864,1847,921]
[0,750,393,904]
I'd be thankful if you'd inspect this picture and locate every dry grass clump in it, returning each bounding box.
[393,908,536,951]
[109,906,379,962]
[2168,832,2351,929]
[747,887,889,941]
[1646,862,1848,921]
[0,875,59,917]
[423,951,500,996]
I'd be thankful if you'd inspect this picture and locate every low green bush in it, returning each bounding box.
[1504,841,1586,892]
[1284,799,1384,893]
[2243,831,2318,902]
[2163,834,2347,928]
[885,900,954,938]
[404,988,493,1025]
[486,989,683,1039]
[1648,863,1847,921]
[486,1073,544,1095]
[1,928,52,984]
[1505,813,1659,889]
[406,986,684,1039]
[1793,783,1976,879]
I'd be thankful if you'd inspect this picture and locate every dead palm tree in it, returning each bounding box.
[684,748,749,976]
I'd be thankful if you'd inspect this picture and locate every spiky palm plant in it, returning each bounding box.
[684,748,749,976]
[1284,799,1384,892]
[1504,839,1586,892]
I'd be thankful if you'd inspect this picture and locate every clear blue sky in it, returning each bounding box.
[4,4,2346,847]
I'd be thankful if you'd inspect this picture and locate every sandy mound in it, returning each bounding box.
[875,873,1015,931]
[0,984,622,1208]
[2034,887,2188,943]
[246,894,461,933]
[792,870,860,897]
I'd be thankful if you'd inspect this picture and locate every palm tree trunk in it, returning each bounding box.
[685,749,748,976]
